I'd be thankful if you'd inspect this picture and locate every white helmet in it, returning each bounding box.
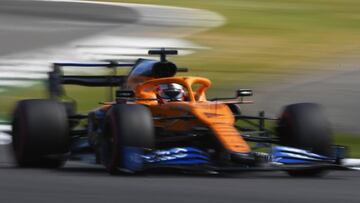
[156,83,185,102]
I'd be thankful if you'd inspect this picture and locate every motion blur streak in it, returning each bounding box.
[0,1,359,203]
[0,0,224,90]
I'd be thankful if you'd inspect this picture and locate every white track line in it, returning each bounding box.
[38,0,225,27]
[341,158,360,170]
[0,124,11,145]
[0,133,11,145]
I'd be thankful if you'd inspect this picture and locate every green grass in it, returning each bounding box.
[104,0,360,95]
[0,84,45,120]
[0,85,111,120]
[335,133,360,158]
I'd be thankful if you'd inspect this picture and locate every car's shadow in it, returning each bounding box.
[55,163,347,180]
[0,159,351,180]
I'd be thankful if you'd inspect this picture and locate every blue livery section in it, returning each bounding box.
[271,146,334,164]
[122,147,210,171]
[122,147,145,171]
[70,138,343,172]
[142,147,210,164]
[69,137,210,171]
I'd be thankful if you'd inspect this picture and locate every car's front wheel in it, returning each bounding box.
[101,104,154,174]
[276,103,333,177]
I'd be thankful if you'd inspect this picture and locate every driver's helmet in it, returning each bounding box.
[156,83,185,102]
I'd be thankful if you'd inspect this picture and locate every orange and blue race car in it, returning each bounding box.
[11,49,348,176]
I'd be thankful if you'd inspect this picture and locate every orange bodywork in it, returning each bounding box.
[130,76,251,153]
[99,76,250,153]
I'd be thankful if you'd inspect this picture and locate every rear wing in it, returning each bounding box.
[49,49,188,97]
[48,61,134,98]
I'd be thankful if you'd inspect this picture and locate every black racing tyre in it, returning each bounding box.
[276,103,333,177]
[12,99,70,168]
[101,104,154,174]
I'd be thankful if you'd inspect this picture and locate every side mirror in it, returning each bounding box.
[237,89,253,97]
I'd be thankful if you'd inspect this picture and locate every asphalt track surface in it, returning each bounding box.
[0,0,139,56]
[1,145,360,203]
[1,0,360,203]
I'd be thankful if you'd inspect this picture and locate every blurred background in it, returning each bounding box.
[2,0,360,155]
[1,1,360,203]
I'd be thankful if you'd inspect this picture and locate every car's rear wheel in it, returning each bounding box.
[276,103,333,177]
[12,99,70,168]
[101,104,154,174]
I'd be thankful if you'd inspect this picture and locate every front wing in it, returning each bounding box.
[118,146,350,173]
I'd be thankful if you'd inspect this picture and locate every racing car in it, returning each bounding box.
[11,49,347,176]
